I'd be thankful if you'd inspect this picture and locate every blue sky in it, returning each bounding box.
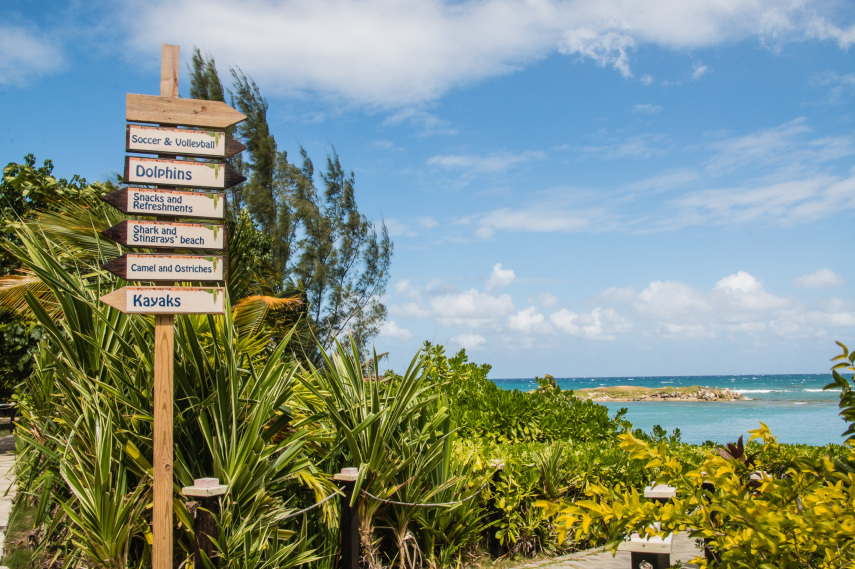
[2,0,854,377]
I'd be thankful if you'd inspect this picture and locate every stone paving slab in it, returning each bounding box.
[0,434,16,560]
[516,532,703,569]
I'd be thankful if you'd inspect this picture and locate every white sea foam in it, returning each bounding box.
[793,402,807,405]
[804,388,834,392]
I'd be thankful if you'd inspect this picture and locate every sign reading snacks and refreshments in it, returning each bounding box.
[102,188,225,219]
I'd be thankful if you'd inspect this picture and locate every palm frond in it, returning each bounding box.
[233,294,302,337]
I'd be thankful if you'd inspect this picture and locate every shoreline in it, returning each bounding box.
[573,385,743,402]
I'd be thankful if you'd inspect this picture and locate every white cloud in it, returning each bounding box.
[508,306,550,334]
[810,71,855,104]
[427,150,545,175]
[537,293,558,308]
[430,289,515,327]
[560,28,636,77]
[691,62,709,80]
[378,320,412,340]
[662,174,855,229]
[550,307,632,340]
[634,280,712,320]
[704,118,854,176]
[577,133,666,160]
[0,23,65,86]
[383,108,457,136]
[416,216,438,229]
[451,333,486,351]
[473,204,616,239]
[114,0,854,106]
[794,268,846,289]
[486,263,515,291]
[632,103,663,114]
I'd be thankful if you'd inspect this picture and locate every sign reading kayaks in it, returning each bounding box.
[126,125,246,158]
[101,188,225,219]
[102,220,225,250]
[124,157,245,189]
[102,254,224,282]
[100,286,225,314]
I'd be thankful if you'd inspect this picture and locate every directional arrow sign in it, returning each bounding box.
[126,125,245,158]
[100,286,225,314]
[124,157,245,189]
[102,220,225,250]
[102,188,224,220]
[127,93,246,128]
[102,254,224,282]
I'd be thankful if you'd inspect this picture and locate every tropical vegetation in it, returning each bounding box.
[2,53,855,569]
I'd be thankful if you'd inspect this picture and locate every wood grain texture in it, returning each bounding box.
[126,125,246,159]
[153,314,174,569]
[101,253,225,282]
[102,220,226,251]
[127,93,247,129]
[101,188,226,220]
[161,45,179,98]
[123,156,246,189]
[99,286,226,314]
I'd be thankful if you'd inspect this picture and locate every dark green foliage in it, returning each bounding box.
[423,343,629,444]
[189,50,393,352]
[827,340,855,442]
[0,155,107,399]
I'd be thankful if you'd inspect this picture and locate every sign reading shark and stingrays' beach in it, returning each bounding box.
[102,220,225,250]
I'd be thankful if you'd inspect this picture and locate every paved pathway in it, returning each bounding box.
[0,434,16,561]
[516,532,703,569]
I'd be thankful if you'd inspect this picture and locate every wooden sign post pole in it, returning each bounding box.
[153,43,179,569]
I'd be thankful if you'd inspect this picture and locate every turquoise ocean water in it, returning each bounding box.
[493,374,847,446]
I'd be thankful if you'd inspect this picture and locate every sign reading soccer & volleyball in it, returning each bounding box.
[98,44,246,569]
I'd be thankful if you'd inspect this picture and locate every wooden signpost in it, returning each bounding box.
[127,92,247,128]
[124,156,245,189]
[102,220,225,250]
[100,286,226,314]
[102,254,224,281]
[99,44,245,569]
[102,187,225,219]
[127,125,245,158]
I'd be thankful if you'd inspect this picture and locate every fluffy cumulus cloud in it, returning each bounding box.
[486,263,515,291]
[111,0,854,106]
[0,23,65,86]
[794,268,846,289]
[386,267,854,364]
[550,307,632,340]
[451,333,486,351]
[378,320,412,341]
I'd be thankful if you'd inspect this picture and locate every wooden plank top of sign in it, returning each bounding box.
[102,188,225,220]
[102,220,225,250]
[124,157,245,190]
[126,125,246,158]
[127,93,246,129]
[100,286,225,314]
[102,253,224,282]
